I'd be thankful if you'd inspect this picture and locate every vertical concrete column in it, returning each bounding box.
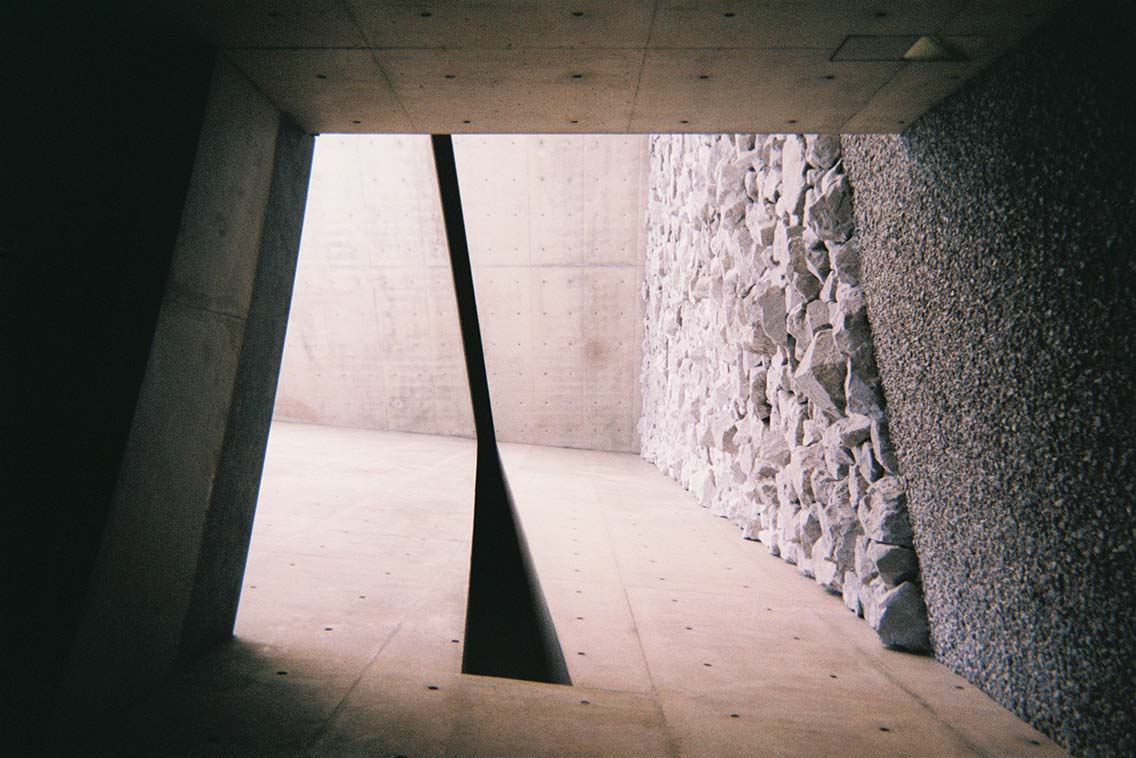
[56,56,314,728]
[180,103,314,659]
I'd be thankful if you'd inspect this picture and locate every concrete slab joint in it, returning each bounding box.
[639,132,931,651]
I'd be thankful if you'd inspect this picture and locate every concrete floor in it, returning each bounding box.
[116,421,1062,757]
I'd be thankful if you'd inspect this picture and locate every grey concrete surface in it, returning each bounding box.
[274,134,646,453]
[104,421,1062,756]
[842,3,1136,754]
[172,1,1064,134]
[53,58,313,741]
[181,113,315,659]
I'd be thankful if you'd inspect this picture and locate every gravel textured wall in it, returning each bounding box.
[842,3,1136,755]
[640,133,930,650]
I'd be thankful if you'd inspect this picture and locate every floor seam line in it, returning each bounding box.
[604,500,682,758]
[814,609,995,758]
[299,571,448,756]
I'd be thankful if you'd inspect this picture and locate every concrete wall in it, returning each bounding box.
[1,11,215,750]
[842,3,1136,755]
[274,134,647,453]
[54,57,314,743]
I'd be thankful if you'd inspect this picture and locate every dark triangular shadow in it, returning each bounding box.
[430,134,571,685]
[463,445,570,683]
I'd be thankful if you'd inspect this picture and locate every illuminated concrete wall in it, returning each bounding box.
[274,135,647,453]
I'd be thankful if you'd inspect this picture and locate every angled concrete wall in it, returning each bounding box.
[843,3,1136,754]
[54,57,314,743]
[274,134,647,453]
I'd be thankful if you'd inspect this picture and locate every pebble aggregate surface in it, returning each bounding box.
[842,4,1136,754]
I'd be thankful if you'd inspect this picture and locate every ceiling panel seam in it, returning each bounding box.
[628,0,660,131]
[338,0,419,132]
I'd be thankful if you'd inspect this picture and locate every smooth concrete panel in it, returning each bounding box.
[453,136,531,267]
[346,0,656,50]
[163,57,280,318]
[227,49,414,135]
[181,113,315,658]
[174,0,366,48]
[375,266,473,437]
[167,0,1066,134]
[273,268,393,429]
[647,0,968,49]
[376,49,642,133]
[526,136,647,266]
[629,49,901,134]
[54,57,299,738]
[59,297,245,715]
[274,134,646,452]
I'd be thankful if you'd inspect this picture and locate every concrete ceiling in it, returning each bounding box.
[168,1,1064,134]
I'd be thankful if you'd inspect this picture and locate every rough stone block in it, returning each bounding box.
[864,476,914,547]
[793,329,846,419]
[805,134,842,171]
[875,581,931,651]
[804,171,854,243]
[868,542,919,587]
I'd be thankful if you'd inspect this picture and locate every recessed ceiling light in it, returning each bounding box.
[903,35,964,62]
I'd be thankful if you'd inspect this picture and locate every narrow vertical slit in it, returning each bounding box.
[430,134,570,685]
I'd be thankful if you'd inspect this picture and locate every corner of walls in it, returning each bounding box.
[639,133,930,651]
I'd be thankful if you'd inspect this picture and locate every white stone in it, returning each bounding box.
[793,329,846,419]
[805,134,842,170]
[639,134,928,653]
[804,171,854,243]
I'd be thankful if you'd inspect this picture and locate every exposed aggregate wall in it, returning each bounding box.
[640,133,930,650]
[842,3,1136,754]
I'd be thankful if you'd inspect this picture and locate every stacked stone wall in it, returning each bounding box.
[639,133,929,649]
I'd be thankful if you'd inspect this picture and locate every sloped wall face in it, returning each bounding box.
[842,3,1136,754]
[640,134,929,650]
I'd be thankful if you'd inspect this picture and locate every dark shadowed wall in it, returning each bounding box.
[53,57,314,750]
[843,2,1136,754]
[1,7,214,750]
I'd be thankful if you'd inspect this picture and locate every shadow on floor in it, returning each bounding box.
[76,638,340,757]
